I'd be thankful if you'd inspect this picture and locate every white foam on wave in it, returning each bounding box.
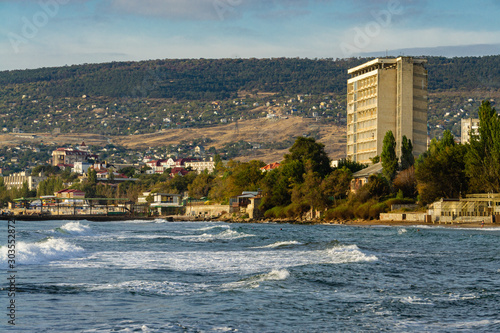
[0,237,85,267]
[253,240,303,249]
[60,243,377,273]
[113,228,253,242]
[399,296,434,305]
[222,269,290,290]
[398,228,407,235]
[168,229,254,242]
[58,221,93,236]
[89,280,211,296]
[196,225,230,231]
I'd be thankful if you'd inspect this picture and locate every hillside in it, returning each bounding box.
[0,55,499,167]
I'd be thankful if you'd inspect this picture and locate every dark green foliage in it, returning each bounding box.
[465,100,500,193]
[37,177,64,196]
[355,175,391,203]
[283,137,331,178]
[335,158,368,173]
[325,204,354,220]
[381,131,398,182]
[400,136,414,171]
[415,141,468,205]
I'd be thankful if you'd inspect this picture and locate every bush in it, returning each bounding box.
[284,202,310,218]
[264,206,286,218]
[325,204,354,220]
[368,202,388,219]
[354,200,375,219]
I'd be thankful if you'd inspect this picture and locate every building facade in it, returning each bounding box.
[3,172,47,191]
[461,118,480,144]
[52,147,95,167]
[347,57,428,164]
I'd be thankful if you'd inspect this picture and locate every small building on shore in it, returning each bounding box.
[428,194,500,223]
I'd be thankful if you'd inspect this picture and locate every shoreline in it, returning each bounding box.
[0,214,498,228]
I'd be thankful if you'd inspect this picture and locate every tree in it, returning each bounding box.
[283,137,331,178]
[188,173,214,199]
[466,100,500,192]
[393,166,417,198]
[88,168,97,184]
[369,155,380,164]
[381,131,397,182]
[259,160,304,211]
[336,158,368,173]
[400,136,414,171]
[415,143,468,205]
[321,167,352,205]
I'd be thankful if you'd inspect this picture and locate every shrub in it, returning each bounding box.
[368,202,388,219]
[264,206,286,218]
[325,204,354,220]
[284,202,310,218]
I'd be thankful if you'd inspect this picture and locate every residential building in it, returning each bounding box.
[54,189,85,199]
[150,193,183,207]
[3,171,47,191]
[52,147,96,167]
[347,57,428,164]
[349,162,383,193]
[194,145,205,156]
[461,118,480,144]
[260,162,281,172]
[72,162,92,175]
[185,158,215,174]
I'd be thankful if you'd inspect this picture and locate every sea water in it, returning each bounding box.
[1,220,499,332]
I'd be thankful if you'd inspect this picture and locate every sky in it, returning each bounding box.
[1,0,500,71]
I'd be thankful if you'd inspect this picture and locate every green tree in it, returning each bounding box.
[336,158,368,173]
[415,143,468,205]
[381,130,398,182]
[188,173,215,199]
[283,137,331,178]
[88,168,97,184]
[320,167,352,205]
[400,136,414,171]
[466,100,500,192]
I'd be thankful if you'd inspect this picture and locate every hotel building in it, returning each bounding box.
[346,57,428,164]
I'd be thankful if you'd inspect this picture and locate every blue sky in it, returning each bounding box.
[1,0,500,70]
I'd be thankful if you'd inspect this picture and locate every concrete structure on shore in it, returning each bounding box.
[347,57,428,164]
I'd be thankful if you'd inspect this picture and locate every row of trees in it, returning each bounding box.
[1,101,498,220]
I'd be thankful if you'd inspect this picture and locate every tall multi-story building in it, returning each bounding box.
[346,57,428,164]
[461,118,480,144]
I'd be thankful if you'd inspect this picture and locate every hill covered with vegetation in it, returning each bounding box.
[1,56,500,100]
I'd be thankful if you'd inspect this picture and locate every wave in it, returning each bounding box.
[56,221,93,236]
[0,237,85,267]
[253,241,303,249]
[196,225,230,231]
[65,242,377,273]
[398,228,407,235]
[324,244,378,264]
[89,280,211,296]
[399,296,434,305]
[222,269,290,290]
[167,228,255,242]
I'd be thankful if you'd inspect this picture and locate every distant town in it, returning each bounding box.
[1,57,500,226]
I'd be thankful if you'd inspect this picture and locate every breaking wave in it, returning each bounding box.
[0,237,85,267]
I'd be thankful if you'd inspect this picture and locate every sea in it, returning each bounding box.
[1,219,499,332]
